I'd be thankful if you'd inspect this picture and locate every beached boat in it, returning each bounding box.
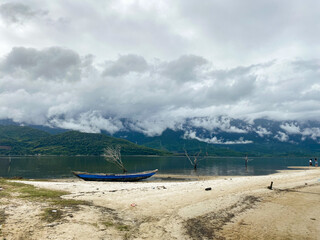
[72,169,158,182]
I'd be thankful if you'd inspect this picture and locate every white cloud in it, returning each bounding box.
[0,45,320,135]
[280,123,301,134]
[183,130,253,144]
[1,1,320,66]
[274,131,289,142]
[48,111,123,134]
[222,137,253,145]
[189,117,249,133]
[278,123,320,141]
[301,128,320,141]
[0,1,318,138]
[175,1,320,66]
[255,126,272,137]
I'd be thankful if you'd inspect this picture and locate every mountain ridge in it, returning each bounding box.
[0,125,168,156]
[1,117,320,156]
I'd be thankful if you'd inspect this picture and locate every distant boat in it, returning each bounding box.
[72,169,158,182]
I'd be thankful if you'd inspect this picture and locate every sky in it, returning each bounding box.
[0,0,320,136]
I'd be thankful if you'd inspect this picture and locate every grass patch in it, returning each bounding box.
[0,209,5,237]
[0,178,90,206]
[102,220,131,232]
[0,209,5,225]
[41,208,63,223]
[116,224,131,232]
[0,178,91,225]
[0,178,26,188]
[1,178,57,198]
[0,178,26,198]
[19,187,68,200]
[0,188,9,198]
[53,199,91,208]
[102,220,114,227]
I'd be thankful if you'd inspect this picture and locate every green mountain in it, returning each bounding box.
[0,125,167,156]
[0,125,50,141]
[0,125,51,155]
[33,131,167,155]
[114,128,320,157]
[2,124,316,157]
[115,129,244,157]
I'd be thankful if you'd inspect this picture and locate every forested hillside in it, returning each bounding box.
[0,125,167,156]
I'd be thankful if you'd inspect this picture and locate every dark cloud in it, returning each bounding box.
[161,55,208,82]
[205,75,257,104]
[0,46,320,135]
[0,2,47,24]
[0,47,81,81]
[102,54,148,77]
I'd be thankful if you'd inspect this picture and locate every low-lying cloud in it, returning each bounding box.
[0,46,320,138]
[183,130,253,145]
[280,123,320,141]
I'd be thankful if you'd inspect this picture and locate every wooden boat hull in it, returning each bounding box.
[72,169,158,182]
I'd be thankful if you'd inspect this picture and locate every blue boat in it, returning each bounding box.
[72,169,158,182]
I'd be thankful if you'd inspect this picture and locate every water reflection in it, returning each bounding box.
[0,157,10,174]
[0,156,311,179]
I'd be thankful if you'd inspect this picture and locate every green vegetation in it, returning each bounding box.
[116,224,131,231]
[34,131,167,155]
[2,124,318,157]
[41,208,63,223]
[0,209,5,225]
[18,186,68,200]
[0,178,86,205]
[0,125,168,156]
[0,125,50,141]
[0,178,137,238]
[126,129,320,157]
[102,220,131,231]
[0,209,4,236]
[135,129,244,156]
[102,220,114,227]
[0,178,91,224]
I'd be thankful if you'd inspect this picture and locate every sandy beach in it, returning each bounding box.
[1,167,320,240]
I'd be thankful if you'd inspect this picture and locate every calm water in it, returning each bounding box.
[0,156,312,179]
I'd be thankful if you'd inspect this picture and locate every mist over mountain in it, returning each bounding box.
[111,117,320,156]
[2,117,320,156]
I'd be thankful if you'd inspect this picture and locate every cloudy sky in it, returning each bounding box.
[0,0,320,135]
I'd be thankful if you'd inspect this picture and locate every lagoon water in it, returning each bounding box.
[0,156,312,179]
